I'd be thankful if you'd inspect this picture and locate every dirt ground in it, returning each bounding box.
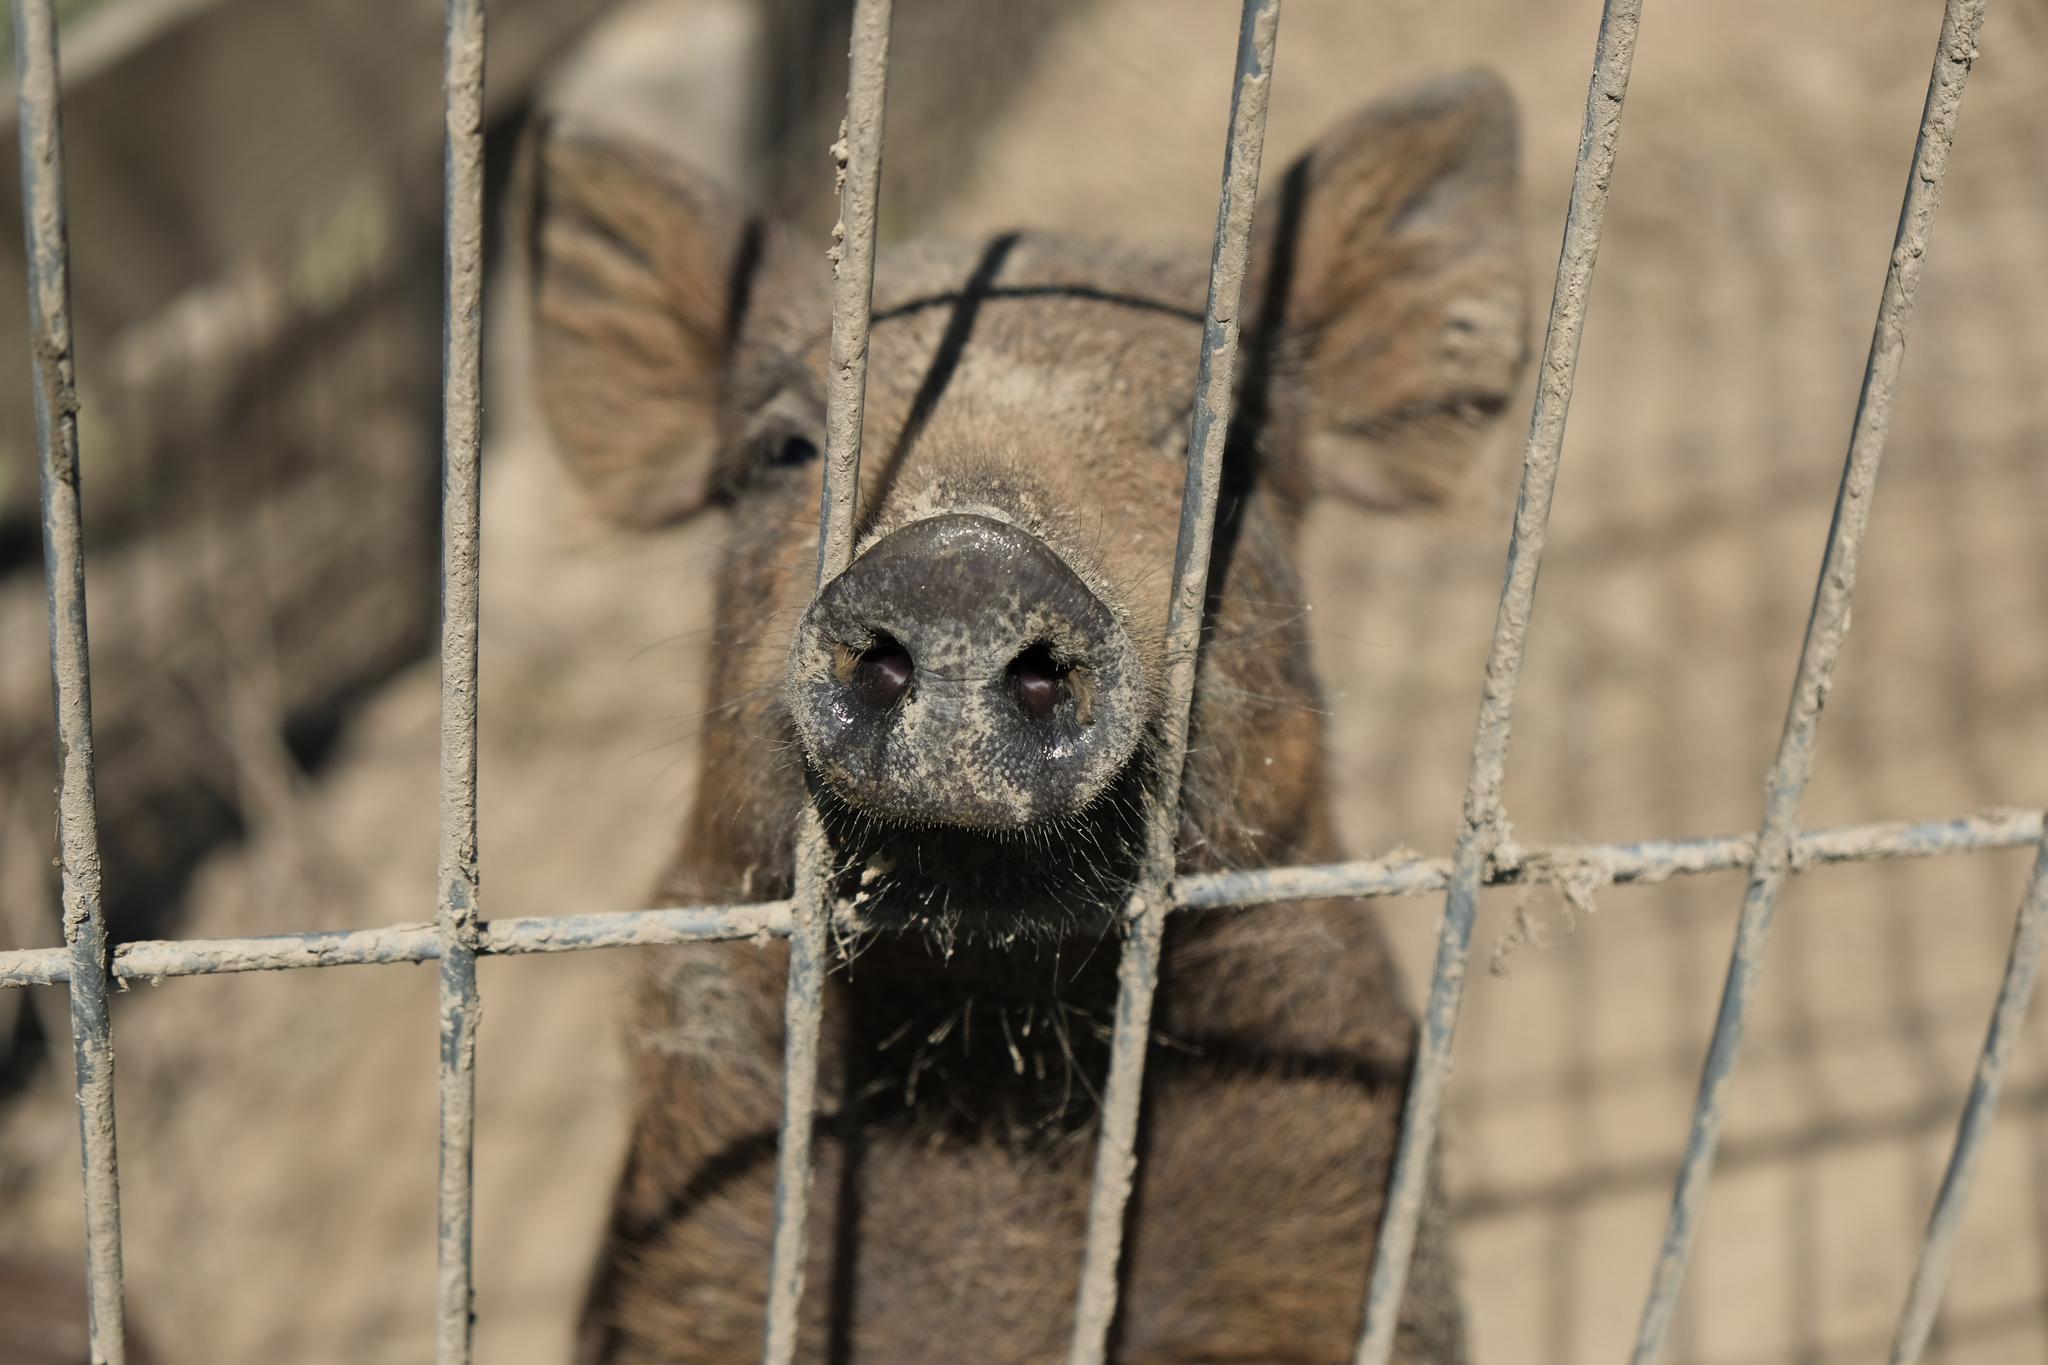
[3,2,2047,1362]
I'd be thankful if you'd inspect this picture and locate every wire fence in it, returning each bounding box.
[1,1,2039,1364]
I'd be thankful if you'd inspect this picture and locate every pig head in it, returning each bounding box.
[527,69,1524,1365]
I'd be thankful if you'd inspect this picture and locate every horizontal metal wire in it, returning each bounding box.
[1183,809,2042,910]
[0,901,797,986]
[5,811,2036,991]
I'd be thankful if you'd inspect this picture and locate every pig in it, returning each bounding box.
[524,67,1525,1365]
[0,1255,160,1365]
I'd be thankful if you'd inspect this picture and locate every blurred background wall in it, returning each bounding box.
[0,1,2044,1362]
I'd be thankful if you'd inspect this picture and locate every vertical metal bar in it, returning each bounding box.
[762,2,891,1360]
[763,819,835,1365]
[434,0,487,1360]
[812,0,892,591]
[1628,3,1987,1359]
[1065,5,1279,1362]
[1352,4,1643,1362]
[1888,833,2048,1364]
[11,2,128,1360]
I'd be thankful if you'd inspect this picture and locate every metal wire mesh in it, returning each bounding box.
[10,1,126,1360]
[432,0,489,1358]
[1065,5,1279,1359]
[1355,3,1643,1355]
[762,2,893,1359]
[1629,3,1995,1360]
[2,0,2038,1362]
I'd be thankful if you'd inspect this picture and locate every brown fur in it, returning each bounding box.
[0,1256,160,1365]
[526,69,1524,1364]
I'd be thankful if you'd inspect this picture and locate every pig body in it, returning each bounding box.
[529,71,1525,1365]
[0,1256,160,1365]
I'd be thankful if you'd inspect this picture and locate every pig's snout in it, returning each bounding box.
[788,513,1144,832]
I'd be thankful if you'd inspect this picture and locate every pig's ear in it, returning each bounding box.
[523,117,822,527]
[1243,70,1526,510]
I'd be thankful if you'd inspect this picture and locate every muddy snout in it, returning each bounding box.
[788,513,1144,832]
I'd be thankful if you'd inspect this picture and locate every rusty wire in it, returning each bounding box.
[1354,2,1644,1359]
[1064,4,1280,1361]
[1888,833,2048,1364]
[432,0,488,1360]
[1629,2,1991,1357]
[10,0,128,1360]
[762,1,896,1360]
[1,809,2038,991]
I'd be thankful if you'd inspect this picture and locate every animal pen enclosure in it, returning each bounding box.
[2,0,2045,1363]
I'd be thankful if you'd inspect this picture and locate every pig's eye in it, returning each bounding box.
[734,395,825,491]
[768,434,821,468]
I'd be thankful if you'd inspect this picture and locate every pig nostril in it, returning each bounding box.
[1007,642,1069,722]
[854,637,914,710]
